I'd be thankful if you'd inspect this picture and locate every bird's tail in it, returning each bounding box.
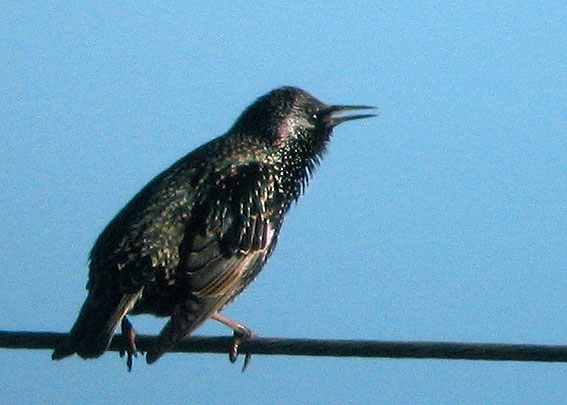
[52,290,142,360]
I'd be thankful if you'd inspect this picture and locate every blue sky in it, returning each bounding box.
[1,2,566,404]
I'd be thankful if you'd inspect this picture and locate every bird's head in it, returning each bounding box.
[233,87,375,152]
[229,86,375,200]
[232,86,375,163]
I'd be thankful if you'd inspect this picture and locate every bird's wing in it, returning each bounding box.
[181,161,277,300]
[146,161,280,363]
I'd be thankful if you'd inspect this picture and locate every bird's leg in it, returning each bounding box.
[210,312,256,372]
[119,316,138,372]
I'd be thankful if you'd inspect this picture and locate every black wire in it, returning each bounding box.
[1,330,566,363]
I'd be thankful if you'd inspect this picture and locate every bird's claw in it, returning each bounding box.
[121,348,139,373]
[120,317,140,372]
[229,327,256,372]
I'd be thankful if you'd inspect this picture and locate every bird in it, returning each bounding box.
[51,86,375,370]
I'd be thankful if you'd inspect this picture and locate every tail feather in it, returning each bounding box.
[52,290,142,360]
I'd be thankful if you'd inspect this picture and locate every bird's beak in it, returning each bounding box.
[325,105,377,127]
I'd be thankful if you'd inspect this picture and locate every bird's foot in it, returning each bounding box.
[119,317,140,372]
[211,312,256,372]
[230,327,257,372]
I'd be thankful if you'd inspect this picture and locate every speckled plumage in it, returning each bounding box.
[52,86,375,365]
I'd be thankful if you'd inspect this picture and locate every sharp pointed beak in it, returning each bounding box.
[325,105,377,127]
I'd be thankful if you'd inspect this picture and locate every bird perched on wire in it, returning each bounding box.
[52,86,375,370]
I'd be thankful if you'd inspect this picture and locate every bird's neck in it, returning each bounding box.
[273,139,329,209]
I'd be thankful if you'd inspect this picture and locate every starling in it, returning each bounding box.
[52,86,375,369]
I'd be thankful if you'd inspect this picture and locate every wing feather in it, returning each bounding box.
[181,162,277,300]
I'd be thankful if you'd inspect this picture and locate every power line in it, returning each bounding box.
[1,330,566,363]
